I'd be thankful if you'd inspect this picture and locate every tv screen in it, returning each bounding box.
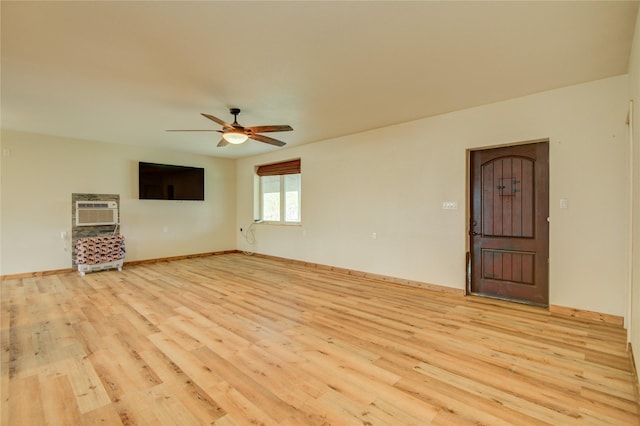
[138,162,204,200]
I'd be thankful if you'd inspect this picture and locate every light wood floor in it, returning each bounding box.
[2,254,638,425]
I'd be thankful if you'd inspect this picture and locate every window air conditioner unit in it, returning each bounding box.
[75,201,118,226]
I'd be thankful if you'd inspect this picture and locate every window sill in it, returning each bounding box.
[256,221,302,227]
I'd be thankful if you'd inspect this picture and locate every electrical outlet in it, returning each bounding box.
[442,201,458,210]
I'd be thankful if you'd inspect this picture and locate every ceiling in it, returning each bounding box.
[2,1,638,159]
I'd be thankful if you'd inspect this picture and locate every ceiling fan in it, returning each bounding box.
[167,108,292,147]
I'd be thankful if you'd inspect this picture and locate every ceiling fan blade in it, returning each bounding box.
[250,133,286,147]
[246,125,293,134]
[201,113,232,128]
[217,138,229,147]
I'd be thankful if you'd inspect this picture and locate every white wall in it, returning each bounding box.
[628,5,640,376]
[0,76,632,323]
[0,130,236,275]
[237,75,631,319]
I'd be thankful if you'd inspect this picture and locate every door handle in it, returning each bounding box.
[469,231,481,236]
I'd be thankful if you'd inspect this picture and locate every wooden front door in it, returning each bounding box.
[469,141,549,306]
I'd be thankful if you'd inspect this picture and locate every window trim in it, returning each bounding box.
[255,159,302,225]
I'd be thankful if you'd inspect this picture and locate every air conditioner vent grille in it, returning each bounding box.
[78,202,110,209]
[75,200,118,226]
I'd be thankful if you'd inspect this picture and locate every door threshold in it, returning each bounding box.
[467,292,549,309]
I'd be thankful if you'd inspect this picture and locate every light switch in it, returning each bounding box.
[559,198,568,209]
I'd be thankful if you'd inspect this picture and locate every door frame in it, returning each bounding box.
[465,139,550,306]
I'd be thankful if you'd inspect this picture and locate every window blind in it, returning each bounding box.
[256,159,301,176]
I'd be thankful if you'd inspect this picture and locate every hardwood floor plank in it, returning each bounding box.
[2,253,638,424]
[170,379,227,424]
[144,383,204,426]
[314,387,383,425]
[64,355,112,413]
[146,331,226,394]
[393,373,551,426]
[108,388,165,425]
[7,374,45,425]
[231,343,326,405]
[192,345,309,423]
[367,397,437,426]
[291,329,399,385]
[206,382,281,425]
[40,373,83,426]
[81,403,126,425]
[414,358,582,423]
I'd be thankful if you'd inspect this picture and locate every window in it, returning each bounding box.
[257,159,301,224]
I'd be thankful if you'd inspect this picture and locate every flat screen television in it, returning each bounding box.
[138,162,205,200]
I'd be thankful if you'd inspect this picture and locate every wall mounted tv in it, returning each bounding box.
[138,162,205,201]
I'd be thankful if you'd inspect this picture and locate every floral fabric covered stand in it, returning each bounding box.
[75,235,125,276]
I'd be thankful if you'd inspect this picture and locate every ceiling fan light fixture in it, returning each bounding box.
[223,131,249,144]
